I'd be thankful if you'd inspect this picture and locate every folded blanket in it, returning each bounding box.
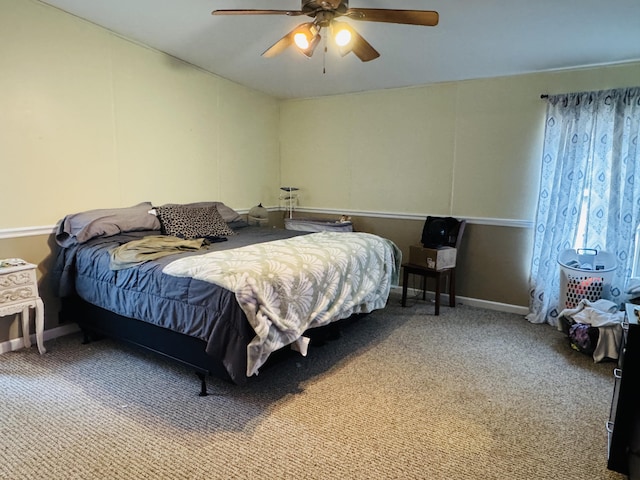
[109,236,206,270]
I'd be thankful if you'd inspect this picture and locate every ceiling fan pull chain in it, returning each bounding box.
[323,35,328,74]
[323,49,326,74]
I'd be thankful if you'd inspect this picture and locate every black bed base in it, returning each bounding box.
[60,296,348,395]
[60,296,238,395]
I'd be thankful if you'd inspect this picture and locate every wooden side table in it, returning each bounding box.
[401,263,456,316]
[0,260,46,354]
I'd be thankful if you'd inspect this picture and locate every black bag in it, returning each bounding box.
[421,216,462,248]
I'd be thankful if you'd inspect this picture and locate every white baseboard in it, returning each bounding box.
[0,323,80,354]
[393,286,529,316]
[454,295,529,315]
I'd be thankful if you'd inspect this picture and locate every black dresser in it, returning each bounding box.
[608,304,640,478]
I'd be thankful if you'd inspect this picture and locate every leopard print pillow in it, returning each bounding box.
[154,205,235,239]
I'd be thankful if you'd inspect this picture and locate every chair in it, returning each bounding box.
[401,217,466,315]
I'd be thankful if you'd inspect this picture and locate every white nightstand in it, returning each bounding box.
[0,259,46,354]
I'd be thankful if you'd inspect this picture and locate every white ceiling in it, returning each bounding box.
[39,0,640,99]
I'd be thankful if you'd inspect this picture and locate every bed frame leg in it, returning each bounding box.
[196,371,208,397]
[80,329,94,345]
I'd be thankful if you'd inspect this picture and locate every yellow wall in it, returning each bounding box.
[279,63,640,221]
[0,0,280,230]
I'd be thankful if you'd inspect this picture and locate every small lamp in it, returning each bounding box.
[248,203,269,227]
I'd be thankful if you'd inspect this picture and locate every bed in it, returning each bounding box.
[53,202,401,391]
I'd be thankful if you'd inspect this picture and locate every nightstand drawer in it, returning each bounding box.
[0,268,38,306]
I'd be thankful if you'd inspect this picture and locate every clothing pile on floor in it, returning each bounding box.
[558,299,624,362]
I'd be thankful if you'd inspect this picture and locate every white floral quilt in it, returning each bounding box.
[163,231,401,376]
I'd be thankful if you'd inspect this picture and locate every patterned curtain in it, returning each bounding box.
[527,87,640,325]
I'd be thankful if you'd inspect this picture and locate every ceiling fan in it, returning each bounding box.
[211,0,439,62]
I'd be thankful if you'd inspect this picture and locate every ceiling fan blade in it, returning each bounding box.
[212,9,304,16]
[346,9,439,26]
[262,32,294,58]
[338,27,380,62]
[351,34,380,62]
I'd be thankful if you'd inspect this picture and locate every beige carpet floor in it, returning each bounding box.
[0,292,627,479]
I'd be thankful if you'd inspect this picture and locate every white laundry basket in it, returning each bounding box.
[558,248,616,310]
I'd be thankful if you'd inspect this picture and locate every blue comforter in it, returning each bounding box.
[53,226,307,382]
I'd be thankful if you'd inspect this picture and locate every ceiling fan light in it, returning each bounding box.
[294,32,310,49]
[334,28,352,47]
[291,23,321,57]
[298,33,321,57]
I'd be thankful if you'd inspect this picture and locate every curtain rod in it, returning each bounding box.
[540,94,548,99]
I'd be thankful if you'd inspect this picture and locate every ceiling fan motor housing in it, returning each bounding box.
[304,0,349,15]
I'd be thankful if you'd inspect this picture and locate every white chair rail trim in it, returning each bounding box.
[0,225,57,240]
[0,209,532,240]
[294,207,533,228]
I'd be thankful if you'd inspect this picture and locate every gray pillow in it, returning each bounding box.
[154,205,235,239]
[56,202,161,247]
